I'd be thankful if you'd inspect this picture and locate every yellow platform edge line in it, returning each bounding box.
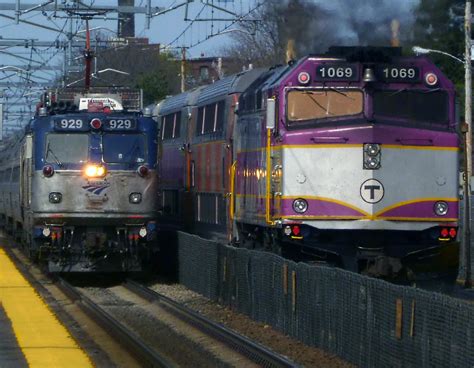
[0,249,93,368]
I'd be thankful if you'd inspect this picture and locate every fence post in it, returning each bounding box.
[396,298,403,340]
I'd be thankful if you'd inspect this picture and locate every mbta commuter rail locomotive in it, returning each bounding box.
[156,47,459,275]
[0,88,158,272]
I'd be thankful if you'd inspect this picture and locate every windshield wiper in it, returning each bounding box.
[125,139,143,166]
[329,87,352,98]
[46,142,63,168]
[422,88,441,93]
[389,88,407,96]
[303,91,331,115]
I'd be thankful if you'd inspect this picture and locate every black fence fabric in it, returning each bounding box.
[177,232,474,368]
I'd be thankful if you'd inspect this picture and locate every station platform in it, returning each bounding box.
[0,248,93,367]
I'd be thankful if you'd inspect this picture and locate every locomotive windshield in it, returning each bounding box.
[102,133,146,163]
[373,90,449,125]
[45,133,88,164]
[287,89,363,123]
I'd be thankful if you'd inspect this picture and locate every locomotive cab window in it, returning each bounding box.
[102,133,147,163]
[373,90,449,126]
[287,89,363,123]
[45,133,89,164]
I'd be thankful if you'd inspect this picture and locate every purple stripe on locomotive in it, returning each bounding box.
[282,124,459,148]
[279,198,459,221]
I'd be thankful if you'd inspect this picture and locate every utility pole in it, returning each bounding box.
[181,47,187,93]
[118,0,135,38]
[464,0,472,288]
[0,103,3,141]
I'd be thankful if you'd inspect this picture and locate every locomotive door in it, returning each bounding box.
[20,135,33,217]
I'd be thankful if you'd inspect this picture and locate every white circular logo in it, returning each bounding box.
[360,179,384,204]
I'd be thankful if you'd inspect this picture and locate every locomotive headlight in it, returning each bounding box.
[365,156,381,169]
[292,198,308,213]
[434,201,449,216]
[365,144,380,157]
[139,227,147,237]
[42,227,51,237]
[49,192,62,203]
[129,192,142,204]
[84,164,107,178]
[363,143,382,170]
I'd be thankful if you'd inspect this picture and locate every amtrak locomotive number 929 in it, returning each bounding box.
[0,87,158,272]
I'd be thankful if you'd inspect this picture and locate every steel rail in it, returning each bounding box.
[57,278,173,368]
[124,279,297,368]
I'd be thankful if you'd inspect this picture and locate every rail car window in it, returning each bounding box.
[287,90,363,122]
[102,134,146,163]
[45,133,88,164]
[196,101,225,135]
[373,90,449,125]
[161,112,181,140]
[215,101,226,132]
[196,193,225,225]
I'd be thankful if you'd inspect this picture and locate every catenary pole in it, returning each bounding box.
[464,0,472,287]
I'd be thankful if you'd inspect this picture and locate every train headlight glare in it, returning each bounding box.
[139,227,147,237]
[129,192,142,204]
[84,164,107,178]
[365,144,380,156]
[284,226,292,236]
[42,227,51,237]
[434,201,449,216]
[292,198,308,213]
[49,192,62,203]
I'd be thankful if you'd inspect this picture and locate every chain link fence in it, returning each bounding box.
[178,232,474,368]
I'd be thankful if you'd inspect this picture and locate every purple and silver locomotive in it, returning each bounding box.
[235,47,459,274]
[157,47,459,275]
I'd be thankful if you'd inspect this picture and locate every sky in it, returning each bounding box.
[0,0,421,131]
[0,0,260,130]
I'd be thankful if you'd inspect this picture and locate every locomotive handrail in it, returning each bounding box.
[230,161,236,221]
[265,128,274,225]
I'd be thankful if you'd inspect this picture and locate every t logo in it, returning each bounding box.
[360,179,384,203]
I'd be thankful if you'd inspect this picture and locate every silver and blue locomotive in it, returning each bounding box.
[0,88,158,272]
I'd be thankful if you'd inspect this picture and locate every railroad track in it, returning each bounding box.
[123,279,297,368]
[56,278,174,368]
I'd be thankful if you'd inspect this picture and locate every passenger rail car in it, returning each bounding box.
[157,47,460,276]
[0,88,158,272]
[155,70,262,238]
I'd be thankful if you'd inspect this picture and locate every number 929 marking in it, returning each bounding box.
[55,119,84,130]
[104,118,136,130]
